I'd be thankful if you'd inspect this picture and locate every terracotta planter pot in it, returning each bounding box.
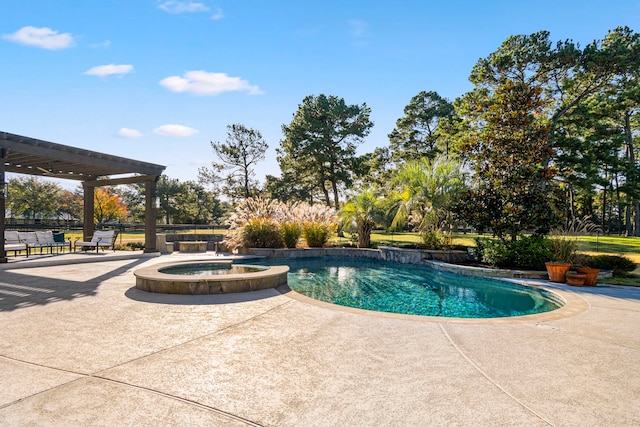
[566,273,587,287]
[545,262,571,283]
[576,267,600,286]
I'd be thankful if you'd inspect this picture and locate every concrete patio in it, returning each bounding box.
[0,252,638,426]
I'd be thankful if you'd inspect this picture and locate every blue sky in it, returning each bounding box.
[1,1,638,189]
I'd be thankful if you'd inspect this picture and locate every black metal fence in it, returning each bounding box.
[4,220,228,233]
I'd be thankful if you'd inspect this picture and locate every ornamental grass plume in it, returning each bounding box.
[275,201,305,248]
[547,215,602,264]
[299,203,337,247]
[225,197,284,250]
[226,197,284,229]
[225,197,337,250]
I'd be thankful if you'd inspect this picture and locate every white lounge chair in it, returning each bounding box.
[74,230,117,252]
[4,230,28,257]
[18,231,47,255]
[35,231,71,253]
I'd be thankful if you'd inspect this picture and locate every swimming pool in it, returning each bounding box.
[238,257,562,318]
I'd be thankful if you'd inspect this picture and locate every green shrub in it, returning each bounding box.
[475,235,552,270]
[473,238,486,263]
[243,219,284,248]
[420,230,450,250]
[303,222,332,247]
[114,242,144,251]
[280,221,302,248]
[127,241,145,250]
[581,255,636,276]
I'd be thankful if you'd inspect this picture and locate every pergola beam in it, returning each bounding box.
[1,132,164,177]
[83,175,159,187]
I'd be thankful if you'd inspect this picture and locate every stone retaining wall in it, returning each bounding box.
[246,246,468,265]
[247,247,381,260]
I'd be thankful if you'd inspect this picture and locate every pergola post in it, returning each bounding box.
[144,176,159,253]
[82,183,95,241]
[0,149,7,263]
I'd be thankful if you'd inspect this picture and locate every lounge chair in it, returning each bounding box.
[4,230,29,257]
[74,230,118,252]
[35,231,71,253]
[18,231,47,255]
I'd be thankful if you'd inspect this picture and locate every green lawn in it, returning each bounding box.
[370,230,640,258]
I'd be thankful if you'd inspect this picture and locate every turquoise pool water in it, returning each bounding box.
[238,257,561,318]
[159,263,266,276]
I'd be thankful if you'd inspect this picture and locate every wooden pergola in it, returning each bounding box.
[0,131,166,262]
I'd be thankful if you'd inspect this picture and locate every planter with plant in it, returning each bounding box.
[545,235,578,283]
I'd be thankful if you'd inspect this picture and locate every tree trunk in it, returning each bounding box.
[165,195,171,224]
[614,173,622,235]
[320,181,331,207]
[358,222,372,248]
[635,200,640,236]
[625,196,632,237]
[602,186,607,234]
[624,111,637,236]
[243,170,250,198]
[331,179,340,209]
[568,185,575,222]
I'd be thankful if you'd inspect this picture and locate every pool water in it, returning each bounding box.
[159,263,266,276]
[238,257,561,318]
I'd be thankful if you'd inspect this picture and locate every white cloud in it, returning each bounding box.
[117,128,143,138]
[211,8,224,20]
[349,19,370,39]
[159,71,263,96]
[3,26,74,50]
[154,124,199,137]
[85,64,134,77]
[158,1,209,13]
[90,40,111,48]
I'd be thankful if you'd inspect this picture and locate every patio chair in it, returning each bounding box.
[35,231,71,254]
[4,230,29,257]
[74,230,118,253]
[18,231,47,255]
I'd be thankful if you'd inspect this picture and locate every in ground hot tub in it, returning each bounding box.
[134,260,288,294]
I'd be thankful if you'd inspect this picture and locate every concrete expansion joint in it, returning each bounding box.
[438,324,556,426]
[0,354,261,427]
[0,354,88,411]
[90,375,264,426]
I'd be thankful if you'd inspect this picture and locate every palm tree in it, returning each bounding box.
[390,155,466,234]
[339,189,384,248]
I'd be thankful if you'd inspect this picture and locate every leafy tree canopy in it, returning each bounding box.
[7,176,61,220]
[388,90,454,163]
[277,94,373,208]
[199,123,267,201]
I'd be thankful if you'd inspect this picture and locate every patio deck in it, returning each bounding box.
[0,253,638,426]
